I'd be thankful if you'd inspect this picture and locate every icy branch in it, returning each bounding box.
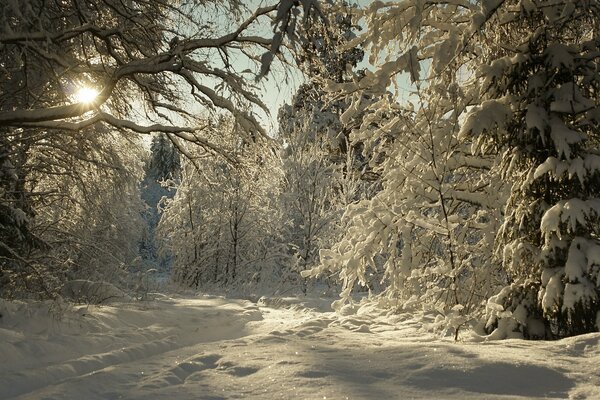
[0,3,280,133]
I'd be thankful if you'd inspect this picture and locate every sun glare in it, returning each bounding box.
[74,86,99,104]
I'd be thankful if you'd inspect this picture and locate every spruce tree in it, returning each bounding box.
[462,0,600,338]
[140,134,181,270]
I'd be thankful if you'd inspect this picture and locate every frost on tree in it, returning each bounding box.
[460,1,600,338]
[277,1,375,293]
[305,0,506,337]
[157,118,286,292]
[0,0,311,299]
[0,2,147,296]
[309,0,599,339]
[139,134,181,271]
[0,136,48,297]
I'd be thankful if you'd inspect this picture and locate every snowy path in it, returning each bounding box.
[1,294,599,399]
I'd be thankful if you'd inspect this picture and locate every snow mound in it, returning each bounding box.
[1,294,599,400]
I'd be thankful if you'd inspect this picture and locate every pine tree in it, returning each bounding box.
[140,134,181,271]
[146,134,181,182]
[461,0,600,338]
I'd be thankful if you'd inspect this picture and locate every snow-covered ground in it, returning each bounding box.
[1,293,599,400]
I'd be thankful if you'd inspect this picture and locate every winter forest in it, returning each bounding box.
[1,0,600,399]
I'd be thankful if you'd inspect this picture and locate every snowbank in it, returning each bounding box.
[1,293,598,399]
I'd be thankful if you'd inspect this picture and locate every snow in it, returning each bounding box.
[1,293,599,400]
[460,98,513,138]
[526,103,548,139]
[544,43,576,69]
[542,273,564,312]
[534,155,600,186]
[550,84,595,114]
[563,281,597,313]
[60,280,131,304]
[549,116,586,159]
[541,198,600,240]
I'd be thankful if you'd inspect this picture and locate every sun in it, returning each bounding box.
[74,86,99,104]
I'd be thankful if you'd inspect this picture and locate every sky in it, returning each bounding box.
[248,0,417,134]
[136,0,405,139]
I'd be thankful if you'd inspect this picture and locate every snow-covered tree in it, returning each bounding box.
[158,118,286,292]
[139,134,180,271]
[0,135,48,296]
[0,0,318,298]
[276,2,376,293]
[146,134,181,183]
[302,1,508,337]
[460,1,600,338]
[314,0,599,339]
[278,100,350,292]
[0,0,310,137]
[0,122,148,298]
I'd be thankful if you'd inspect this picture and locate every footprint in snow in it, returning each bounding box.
[352,324,371,333]
[226,366,259,377]
[255,335,287,344]
[192,354,222,367]
[140,354,224,389]
[296,370,329,379]
[294,326,324,337]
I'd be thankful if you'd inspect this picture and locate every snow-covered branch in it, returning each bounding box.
[0,0,293,141]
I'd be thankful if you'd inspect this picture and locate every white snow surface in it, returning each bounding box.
[1,292,599,400]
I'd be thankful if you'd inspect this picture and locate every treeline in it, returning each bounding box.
[1,0,599,340]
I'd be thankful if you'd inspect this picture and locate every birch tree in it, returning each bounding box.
[157,117,286,291]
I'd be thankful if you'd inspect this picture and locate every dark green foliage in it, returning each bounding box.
[474,2,600,338]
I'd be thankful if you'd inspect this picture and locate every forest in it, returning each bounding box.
[1,0,599,346]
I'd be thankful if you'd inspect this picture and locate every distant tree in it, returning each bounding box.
[147,134,181,182]
[157,118,286,292]
[278,102,348,292]
[139,133,181,272]
[0,0,319,298]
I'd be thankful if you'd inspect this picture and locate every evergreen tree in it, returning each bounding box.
[460,0,600,338]
[140,134,181,272]
[146,134,181,182]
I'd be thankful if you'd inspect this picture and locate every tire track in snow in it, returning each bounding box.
[1,297,262,400]
[2,335,179,398]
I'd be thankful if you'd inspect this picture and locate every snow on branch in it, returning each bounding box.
[0,1,297,144]
[18,112,193,134]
